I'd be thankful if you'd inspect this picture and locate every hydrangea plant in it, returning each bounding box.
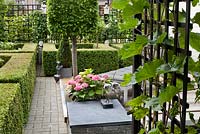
[67,69,111,101]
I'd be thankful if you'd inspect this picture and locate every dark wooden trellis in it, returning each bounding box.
[131,0,191,133]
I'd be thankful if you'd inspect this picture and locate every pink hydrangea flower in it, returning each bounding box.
[87,74,94,78]
[74,85,83,91]
[67,80,77,85]
[82,83,89,88]
[75,75,81,80]
[92,75,101,81]
[102,74,109,79]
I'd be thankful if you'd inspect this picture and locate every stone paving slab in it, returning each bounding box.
[24,77,69,134]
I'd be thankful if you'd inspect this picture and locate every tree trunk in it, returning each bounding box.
[72,37,78,77]
[96,33,99,48]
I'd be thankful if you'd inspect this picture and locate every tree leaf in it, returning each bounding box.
[133,107,149,120]
[133,59,164,84]
[112,0,129,10]
[126,95,148,107]
[121,73,133,86]
[156,32,167,44]
[189,112,196,124]
[192,12,200,27]
[119,18,139,31]
[148,128,160,134]
[120,35,148,59]
[145,97,162,111]
[190,32,200,52]
[139,128,146,134]
[192,0,199,7]
[159,86,180,104]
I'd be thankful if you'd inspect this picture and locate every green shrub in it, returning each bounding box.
[4,15,33,42]
[77,49,119,74]
[0,43,37,53]
[0,0,6,41]
[0,42,24,50]
[30,11,48,43]
[0,55,11,67]
[0,58,4,67]
[0,53,36,124]
[43,43,57,76]
[76,43,94,49]
[57,39,72,68]
[0,83,23,134]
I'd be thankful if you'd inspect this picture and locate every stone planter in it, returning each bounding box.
[60,67,72,78]
[66,99,132,134]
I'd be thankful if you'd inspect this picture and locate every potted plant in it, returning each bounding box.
[66,68,111,102]
[56,37,72,78]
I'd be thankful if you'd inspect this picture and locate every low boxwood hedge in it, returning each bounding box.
[0,53,36,124]
[0,43,37,53]
[77,49,119,74]
[42,43,119,75]
[56,43,94,49]
[0,83,23,134]
[0,56,11,68]
[42,43,57,76]
[76,43,94,49]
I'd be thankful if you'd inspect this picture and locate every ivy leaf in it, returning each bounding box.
[145,97,162,111]
[121,73,133,86]
[133,59,164,84]
[156,32,167,44]
[133,107,149,120]
[126,95,148,107]
[159,86,180,105]
[192,12,200,27]
[120,35,148,59]
[112,0,129,10]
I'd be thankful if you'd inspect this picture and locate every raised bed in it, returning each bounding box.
[60,81,132,134]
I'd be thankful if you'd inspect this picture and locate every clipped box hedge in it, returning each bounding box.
[0,53,36,124]
[0,83,23,134]
[0,43,37,53]
[42,43,119,75]
[77,49,119,74]
[76,43,94,49]
[42,43,57,76]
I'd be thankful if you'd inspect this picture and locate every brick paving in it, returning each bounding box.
[24,77,69,134]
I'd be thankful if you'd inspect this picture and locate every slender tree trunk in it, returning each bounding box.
[72,37,78,77]
[96,33,99,48]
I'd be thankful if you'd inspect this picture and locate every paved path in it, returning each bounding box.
[24,77,69,134]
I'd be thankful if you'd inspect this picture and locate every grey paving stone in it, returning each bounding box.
[24,77,68,134]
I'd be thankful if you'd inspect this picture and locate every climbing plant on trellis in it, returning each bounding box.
[112,0,200,133]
